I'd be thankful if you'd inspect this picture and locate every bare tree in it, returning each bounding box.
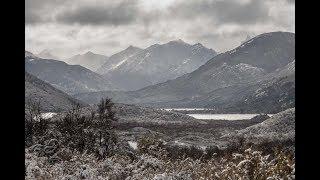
[25,98,41,122]
[96,98,118,158]
[25,98,47,146]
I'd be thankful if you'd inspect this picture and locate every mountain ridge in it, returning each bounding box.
[25,52,118,94]
[74,31,295,113]
[65,51,109,71]
[25,71,87,112]
[100,40,217,90]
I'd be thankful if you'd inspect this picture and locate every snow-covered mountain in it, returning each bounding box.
[36,49,59,60]
[98,40,217,90]
[96,46,143,74]
[75,32,295,113]
[65,51,108,71]
[25,52,118,95]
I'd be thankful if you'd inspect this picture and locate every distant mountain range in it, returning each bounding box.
[74,32,295,113]
[25,71,86,112]
[65,51,109,71]
[97,40,217,90]
[36,49,60,60]
[25,51,118,94]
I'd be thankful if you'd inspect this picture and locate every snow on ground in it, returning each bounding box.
[187,114,273,120]
[128,141,138,150]
[41,112,57,119]
[111,58,127,69]
[162,108,213,111]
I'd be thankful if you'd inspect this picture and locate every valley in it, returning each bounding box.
[25,31,295,179]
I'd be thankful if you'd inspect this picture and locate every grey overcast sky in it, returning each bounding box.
[25,0,295,59]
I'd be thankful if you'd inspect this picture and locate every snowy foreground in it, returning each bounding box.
[25,107,295,179]
[25,142,294,180]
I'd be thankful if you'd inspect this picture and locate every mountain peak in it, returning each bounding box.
[192,43,204,48]
[177,39,185,43]
[84,51,95,55]
[167,39,187,45]
[25,51,37,58]
[125,45,142,52]
[37,49,59,60]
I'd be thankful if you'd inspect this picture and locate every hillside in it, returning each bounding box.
[25,71,86,112]
[232,108,295,145]
[25,51,118,94]
[96,46,143,74]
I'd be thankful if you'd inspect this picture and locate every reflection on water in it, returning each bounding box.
[187,114,271,120]
[163,108,212,111]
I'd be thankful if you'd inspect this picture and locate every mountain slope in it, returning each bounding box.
[25,72,86,112]
[235,108,295,145]
[25,51,117,94]
[75,32,295,113]
[100,41,217,90]
[238,107,295,137]
[65,51,108,71]
[96,46,143,74]
[177,60,295,113]
[127,32,294,103]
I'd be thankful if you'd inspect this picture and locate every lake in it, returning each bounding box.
[187,114,264,120]
[162,108,271,120]
[163,108,213,111]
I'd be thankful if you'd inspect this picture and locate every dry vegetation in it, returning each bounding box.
[25,135,295,180]
[25,99,295,179]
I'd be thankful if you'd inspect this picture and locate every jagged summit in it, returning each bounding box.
[193,42,203,46]
[76,32,295,112]
[99,39,217,90]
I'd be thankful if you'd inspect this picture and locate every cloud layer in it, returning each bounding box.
[25,0,295,59]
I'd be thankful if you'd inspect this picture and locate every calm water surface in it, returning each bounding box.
[187,114,264,120]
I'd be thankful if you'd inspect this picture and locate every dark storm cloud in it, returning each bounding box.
[25,0,287,27]
[25,0,66,24]
[25,0,139,26]
[25,12,43,24]
[26,0,294,58]
[287,0,295,4]
[55,1,138,26]
[169,0,270,25]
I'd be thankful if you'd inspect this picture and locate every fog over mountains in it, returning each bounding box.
[65,51,109,71]
[36,49,60,60]
[75,32,295,113]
